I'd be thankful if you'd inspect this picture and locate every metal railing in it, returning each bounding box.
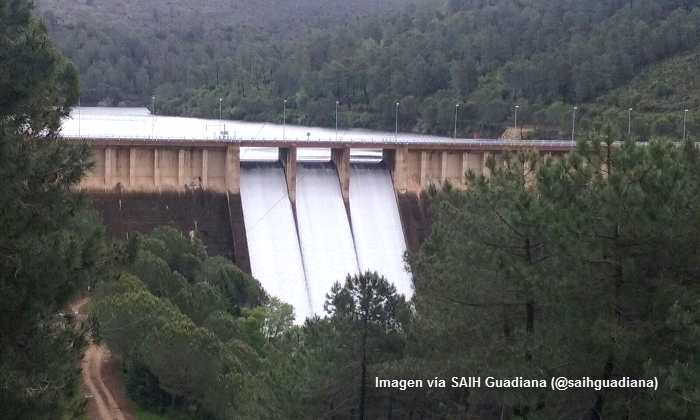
[59,133,579,148]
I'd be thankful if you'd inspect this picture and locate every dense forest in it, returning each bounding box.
[86,131,700,420]
[5,0,700,419]
[38,0,700,138]
[0,0,94,416]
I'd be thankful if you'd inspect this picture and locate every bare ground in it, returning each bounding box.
[72,298,137,420]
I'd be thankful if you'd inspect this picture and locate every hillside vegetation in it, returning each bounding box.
[90,226,288,418]
[6,0,700,417]
[588,50,700,138]
[38,0,700,138]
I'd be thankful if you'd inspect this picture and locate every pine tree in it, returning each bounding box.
[537,127,700,418]
[411,151,558,417]
[0,0,99,417]
[411,127,700,417]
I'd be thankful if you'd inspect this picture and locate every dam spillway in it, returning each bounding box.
[87,158,418,324]
[239,162,312,320]
[73,108,573,323]
[296,163,360,314]
[239,161,412,322]
[349,164,413,297]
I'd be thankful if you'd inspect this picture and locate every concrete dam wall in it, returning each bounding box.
[88,190,251,274]
[80,138,571,321]
[87,162,427,322]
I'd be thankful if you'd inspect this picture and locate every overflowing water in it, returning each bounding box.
[239,162,312,321]
[62,106,453,143]
[67,107,417,320]
[349,164,414,298]
[296,163,360,314]
[61,107,453,162]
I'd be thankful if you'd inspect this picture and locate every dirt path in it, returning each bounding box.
[72,298,137,420]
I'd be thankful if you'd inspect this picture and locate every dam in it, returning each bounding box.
[63,108,575,322]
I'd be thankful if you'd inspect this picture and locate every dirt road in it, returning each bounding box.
[72,298,136,420]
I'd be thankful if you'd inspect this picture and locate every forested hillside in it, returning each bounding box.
[7,0,700,417]
[38,0,700,138]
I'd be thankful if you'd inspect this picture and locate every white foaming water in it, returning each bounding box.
[296,163,360,314]
[239,163,312,322]
[62,107,453,143]
[349,165,414,298]
[61,107,453,162]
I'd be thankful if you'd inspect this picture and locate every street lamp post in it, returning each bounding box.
[283,100,287,140]
[454,103,459,140]
[78,97,81,138]
[151,95,156,137]
[572,106,577,141]
[335,101,339,141]
[514,105,519,139]
[684,109,689,140]
[395,102,400,142]
[219,98,222,138]
[628,108,633,135]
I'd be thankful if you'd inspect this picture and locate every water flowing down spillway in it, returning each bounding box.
[349,164,414,298]
[239,162,312,321]
[296,163,360,314]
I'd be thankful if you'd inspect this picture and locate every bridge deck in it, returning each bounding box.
[61,135,578,152]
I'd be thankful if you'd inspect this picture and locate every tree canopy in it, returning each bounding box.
[0,0,96,417]
[38,0,700,138]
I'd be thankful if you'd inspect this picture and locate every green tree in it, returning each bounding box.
[411,126,700,417]
[323,271,411,419]
[0,0,96,417]
[412,152,558,417]
[536,127,700,418]
[141,319,222,409]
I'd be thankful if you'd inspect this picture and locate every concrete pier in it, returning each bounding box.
[74,138,572,195]
[278,147,297,203]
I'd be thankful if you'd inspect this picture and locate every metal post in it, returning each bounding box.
[454,103,459,140]
[684,109,689,140]
[395,102,400,142]
[219,98,222,138]
[515,105,519,138]
[336,101,339,141]
[283,100,287,141]
[78,97,81,138]
[151,95,156,138]
[572,106,577,141]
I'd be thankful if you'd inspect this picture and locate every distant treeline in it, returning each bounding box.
[42,0,700,138]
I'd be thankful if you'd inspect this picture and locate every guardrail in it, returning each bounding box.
[59,133,579,148]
